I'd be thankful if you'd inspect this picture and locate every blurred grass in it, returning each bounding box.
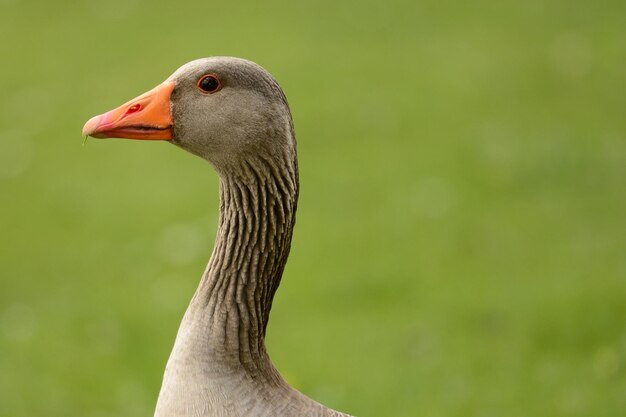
[1,0,625,416]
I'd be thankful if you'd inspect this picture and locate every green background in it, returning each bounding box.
[1,1,625,416]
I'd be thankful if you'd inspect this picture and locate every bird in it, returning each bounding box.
[83,57,354,417]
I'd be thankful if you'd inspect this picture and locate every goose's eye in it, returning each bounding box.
[197,74,221,93]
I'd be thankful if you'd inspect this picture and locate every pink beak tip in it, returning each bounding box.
[82,114,102,137]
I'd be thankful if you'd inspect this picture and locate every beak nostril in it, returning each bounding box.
[126,103,142,116]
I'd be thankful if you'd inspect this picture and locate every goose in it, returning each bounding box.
[82,57,354,417]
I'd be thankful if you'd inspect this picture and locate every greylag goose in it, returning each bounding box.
[83,57,353,417]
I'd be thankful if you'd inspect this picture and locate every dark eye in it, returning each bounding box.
[197,74,221,93]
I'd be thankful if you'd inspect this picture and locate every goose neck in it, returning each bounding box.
[190,156,298,367]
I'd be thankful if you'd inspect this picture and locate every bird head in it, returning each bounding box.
[82,57,295,175]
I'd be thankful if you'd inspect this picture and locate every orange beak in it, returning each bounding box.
[82,81,175,140]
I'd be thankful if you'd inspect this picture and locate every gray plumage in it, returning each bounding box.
[149,57,353,417]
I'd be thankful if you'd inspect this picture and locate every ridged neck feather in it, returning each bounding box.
[187,151,298,370]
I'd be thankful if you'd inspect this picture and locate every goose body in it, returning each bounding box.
[83,57,353,417]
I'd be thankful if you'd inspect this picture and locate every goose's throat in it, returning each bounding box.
[189,156,298,366]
